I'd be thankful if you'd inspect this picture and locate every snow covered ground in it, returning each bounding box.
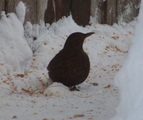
[0,2,136,120]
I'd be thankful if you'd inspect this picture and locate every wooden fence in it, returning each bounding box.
[0,0,141,26]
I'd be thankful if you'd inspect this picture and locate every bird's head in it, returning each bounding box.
[63,32,94,52]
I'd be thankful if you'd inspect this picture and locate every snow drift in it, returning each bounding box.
[0,2,49,95]
[0,2,32,74]
[111,1,143,120]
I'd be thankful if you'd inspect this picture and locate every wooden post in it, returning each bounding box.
[44,0,56,24]
[107,0,117,25]
[37,0,48,23]
[71,0,91,26]
[0,0,5,14]
[99,1,107,24]
[23,0,38,24]
[91,0,100,22]
[91,0,107,24]
[44,0,70,24]
[55,0,70,21]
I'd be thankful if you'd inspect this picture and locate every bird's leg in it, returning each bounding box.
[69,85,80,91]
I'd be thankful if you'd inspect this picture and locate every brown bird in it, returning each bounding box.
[47,32,94,91]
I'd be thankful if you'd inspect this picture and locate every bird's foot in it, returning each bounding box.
[69,86,80,91]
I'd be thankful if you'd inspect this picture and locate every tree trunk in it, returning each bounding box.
[37,0,48,23]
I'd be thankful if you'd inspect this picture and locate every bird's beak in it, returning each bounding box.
[84,32,94,38]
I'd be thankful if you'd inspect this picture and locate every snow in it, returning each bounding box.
[0,2,136,120]
[0,12,32,74]
[16,1,26,24]
[111,1,143,120]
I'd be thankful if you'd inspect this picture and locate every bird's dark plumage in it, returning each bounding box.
[47,32,94,90]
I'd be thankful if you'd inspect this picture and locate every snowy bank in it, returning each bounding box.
[0,3,32,94]
[111,1,143,120]
[0,3,49,95]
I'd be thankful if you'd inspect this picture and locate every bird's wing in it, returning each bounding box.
[47,50,65,71]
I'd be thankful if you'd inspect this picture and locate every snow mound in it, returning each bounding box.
[44,82,72,97]
[0,11,32,74]
[111,1,143,120]
[0,2,50,94]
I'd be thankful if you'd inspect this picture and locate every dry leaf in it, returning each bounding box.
[104,84,112,88]
[12,115,17,119]
[91,82,99,86]
[16,74,25,78]
[111,36,119,40]
[74,114,85,118]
